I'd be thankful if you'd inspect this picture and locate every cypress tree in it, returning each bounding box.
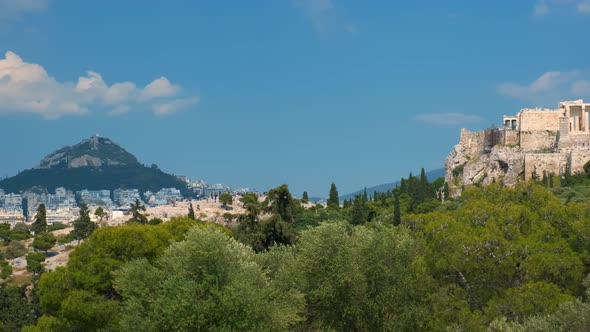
[301,191,309,204]
[393,194,401,226]
[327,182,339,209]
[188,202,196,220]
[31,204,47,234]
[443,183,450,201]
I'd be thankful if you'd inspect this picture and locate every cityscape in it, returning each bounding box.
[0,177,239,227]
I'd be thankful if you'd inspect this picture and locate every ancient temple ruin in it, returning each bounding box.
[445,100,590,195]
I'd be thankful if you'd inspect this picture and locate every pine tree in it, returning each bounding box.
[327,182,339,209]
[73,204,96,241]
[301,191,309,204]
[188,202,196,220]
[31,204,47,234]
[95,207,106,225]
[393,194,401,226]
[129,199,148,224]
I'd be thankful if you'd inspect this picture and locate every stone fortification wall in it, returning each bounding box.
[519,131,558,151]
[518,110,562,131]
[459,128,484,156]
[523,153,566,180]
[558,133,590,150]
[502,130,518,146]
[570,151,590,174]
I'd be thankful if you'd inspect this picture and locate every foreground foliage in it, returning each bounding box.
[11,182,590,331]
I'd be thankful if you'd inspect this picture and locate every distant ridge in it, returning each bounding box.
[0,136,191,196]
[339,168,445,201]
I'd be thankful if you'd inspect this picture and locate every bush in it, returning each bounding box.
[452,165,465,177]
[148,218,163,225]
[26,252,46,274]
[57,232,76,245]
[5,241,27,259]
[0,259,12,279]
[11,223,31,240]
[48,223,69,231]
[32,232,57,252]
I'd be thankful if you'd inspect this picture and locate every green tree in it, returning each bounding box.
[187,202,196,220]
[284,222,431,331]
[11,222,31,240]
[26,252,46,274]
[219,193,233,209]
[264,184,299,223]
[302,191,309,204]
[240,193,261,224]
[0,259,12,279]
[113,226,304,331]
[94,206,106,225]
[5,240,27,259]
[0,223,11,243]
[327,182,339,209]
[128,199,148,224]
[31,203,47,234]
[73,204,96,240]
[0,285,37,331]
[32,231,57,253]
[393,193,401,226]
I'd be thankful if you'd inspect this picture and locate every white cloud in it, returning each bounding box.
[533,3,551,16]
[497,70,590,106]
[0,51,198,118]
[0,0,48,21]
[414,113,484,125]
[578,2,590,13]
[140,77,179,101]
[153,97,199,116]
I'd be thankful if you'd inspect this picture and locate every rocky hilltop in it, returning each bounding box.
[445,100,590,197]
[37,135,139,169]
[445,129,524,196]
[0,136,191,196]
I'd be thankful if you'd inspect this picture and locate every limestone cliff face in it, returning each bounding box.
[445,129,524,197]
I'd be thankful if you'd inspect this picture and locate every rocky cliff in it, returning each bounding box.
[445,129,524,197]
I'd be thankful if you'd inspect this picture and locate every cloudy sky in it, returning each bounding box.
[1,0,590,196]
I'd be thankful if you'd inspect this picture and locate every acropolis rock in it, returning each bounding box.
[445,100,590,196]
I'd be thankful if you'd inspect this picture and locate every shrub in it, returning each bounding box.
[48,223,69,231]
[5,241,27,259]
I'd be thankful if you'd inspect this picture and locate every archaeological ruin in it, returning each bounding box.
[445,100,590,196]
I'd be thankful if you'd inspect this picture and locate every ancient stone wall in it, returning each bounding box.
[518,110,562,131]
[570,151,590,174]
[519,131,558,151]
[558,133,590,150]
[459,128,484,156]
[502,130,518,146]
[523,153,566,180]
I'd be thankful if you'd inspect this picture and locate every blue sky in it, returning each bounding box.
[1,0,590,197]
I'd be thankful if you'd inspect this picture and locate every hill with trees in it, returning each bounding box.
[0,136,191,196]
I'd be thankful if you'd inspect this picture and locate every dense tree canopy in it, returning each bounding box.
[15,180,590,331]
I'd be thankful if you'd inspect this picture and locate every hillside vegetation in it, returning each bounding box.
[3,170,590,331]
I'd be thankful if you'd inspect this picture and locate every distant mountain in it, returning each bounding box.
[0,135,191,196]
[339,168,445,201]
[36,135,139,169]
